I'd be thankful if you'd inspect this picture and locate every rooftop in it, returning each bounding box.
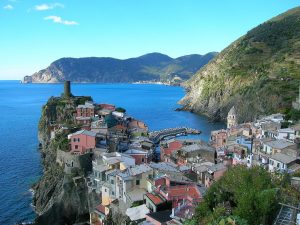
[149,162,179,172]
[145,193,165,205]
[117,164,152,178]
[69,130,97,137]
[270,153,297,164]
[146,210,172,223]
[77,102,95,109]
[263,139,295,149]
[181,143,215,153]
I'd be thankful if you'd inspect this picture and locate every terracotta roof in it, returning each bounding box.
[145,193,164,205]
[161,141,183,155]
[166,185,201,199]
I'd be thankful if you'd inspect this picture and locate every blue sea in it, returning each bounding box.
[0,81,225,225]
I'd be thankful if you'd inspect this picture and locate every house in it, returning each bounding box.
[76,101,95,125]
[192,161,214,185]
[144,193,169,213]
[277,128,296,142]
[262,139,295,155]
[175,143,215,165]
[115,164,153,205]
[99,103,116,111]
[204,163,227,188]
[268,153,299,173]
[68,130,97,154]
[128,120,148,133]
[91,120,108,135]
[157,182,202,208]
[210,129,228,148]
[90,204,110,225]
[160,140,183,162]
[124,149,152,165]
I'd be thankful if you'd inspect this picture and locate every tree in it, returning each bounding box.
[115,107,126,113]
[193,166,280,225]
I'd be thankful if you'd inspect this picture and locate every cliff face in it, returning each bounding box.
[33,96,93,225]
[22,52,217,83]
[180,7,300,122]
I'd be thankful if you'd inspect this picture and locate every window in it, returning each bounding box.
[73,138,76,142]
[142,158,144,163]
[112,191,115,195]
[105,189,107,192]
[136,180,140,185]
[277,163,280,168]
[77,138,80,142]
[75,145,78,149]
[111,180,114,184]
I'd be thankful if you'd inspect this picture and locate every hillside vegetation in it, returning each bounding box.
[23,52,216,83]
[180,7,300,122]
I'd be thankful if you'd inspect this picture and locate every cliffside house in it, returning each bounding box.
[75,101,95,125]
[68,130,97,154]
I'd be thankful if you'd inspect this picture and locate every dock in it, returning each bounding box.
[149,127,201,144]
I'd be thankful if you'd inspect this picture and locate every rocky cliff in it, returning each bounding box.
[180,7,300,122]
[22,52,217,83]
[33,96,95,225]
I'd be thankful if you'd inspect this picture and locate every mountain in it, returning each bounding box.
[22,52,217,83]
[180,7,300,122]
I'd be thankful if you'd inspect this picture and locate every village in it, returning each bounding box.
[50,82,300,225]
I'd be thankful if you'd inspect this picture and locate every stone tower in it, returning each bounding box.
[64,80,72,98]
[227,106,237,129]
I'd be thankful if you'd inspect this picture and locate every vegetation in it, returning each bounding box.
[182,7,300,122]
[187,166,300,225]
[115,107,126,113]
[23,53,217,83]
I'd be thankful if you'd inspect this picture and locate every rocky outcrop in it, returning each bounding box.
[180,7,300,122]
[33,96,94,225]
[22,52,217,83]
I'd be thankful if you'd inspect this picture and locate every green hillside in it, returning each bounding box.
[180,7,300,122]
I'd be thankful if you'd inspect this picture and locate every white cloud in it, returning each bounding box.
[3,4,13,10]
[35,3,64,11]
[44,15,78,25]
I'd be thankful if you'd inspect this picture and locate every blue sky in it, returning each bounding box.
[0,0,299,79]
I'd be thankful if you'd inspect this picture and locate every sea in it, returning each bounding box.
[0,80,225,225]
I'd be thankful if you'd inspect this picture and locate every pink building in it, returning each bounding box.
[124,149,152,165]
[69,130,97,154]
